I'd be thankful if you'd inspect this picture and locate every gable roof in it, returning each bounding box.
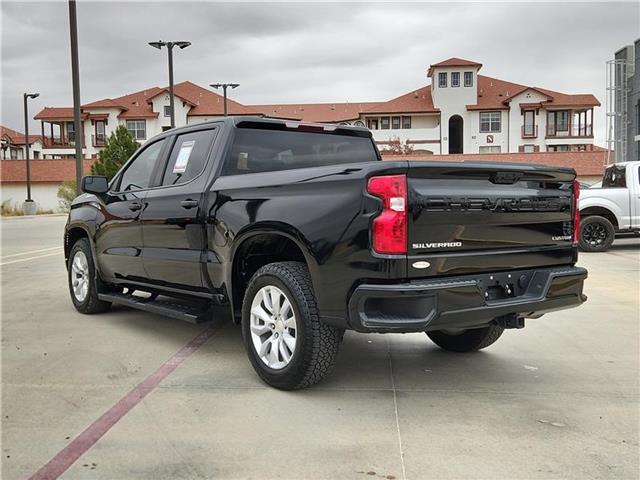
[0,125,41,145]
[362,85,439,115]
[252,102,379,122]
[428,57,482,76]
[34,107,85,121]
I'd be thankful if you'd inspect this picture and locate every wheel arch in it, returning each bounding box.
[229,225,316,323]
[579,205,619,229]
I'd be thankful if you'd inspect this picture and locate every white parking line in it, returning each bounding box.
[0,252,61,266]
[1,247,61,259]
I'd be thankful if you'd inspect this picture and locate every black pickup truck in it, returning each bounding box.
[65,117,587,389]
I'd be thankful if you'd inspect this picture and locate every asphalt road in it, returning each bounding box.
[2,215,639,480]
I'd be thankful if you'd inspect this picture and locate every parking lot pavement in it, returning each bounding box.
[1,215,638,480]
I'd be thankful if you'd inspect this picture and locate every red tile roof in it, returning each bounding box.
[1,159,95,183]
[466,75,529,110]
[428,57,482,76]
[252,102,379,122]
[172,81,262,116]
[0,125,42,145]
[34,107,86,121]
[114,87,164,119]
[381,150,606,177]
[81,98,127,109]
[361,86,438,115]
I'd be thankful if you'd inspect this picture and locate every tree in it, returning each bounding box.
[90,125,139,180]
[57,179,77,211]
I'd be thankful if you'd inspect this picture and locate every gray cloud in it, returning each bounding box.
[2,1,639,145]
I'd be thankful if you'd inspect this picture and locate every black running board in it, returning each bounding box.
[98,293,212,324]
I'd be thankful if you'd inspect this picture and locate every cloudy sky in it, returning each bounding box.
[2,1,639,144]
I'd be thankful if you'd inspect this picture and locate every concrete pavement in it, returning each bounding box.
[1,215,638,479]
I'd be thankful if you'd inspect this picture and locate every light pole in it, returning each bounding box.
[69,0,83,194]
[210,83,239,116]
[23,92,40,212]
[149,40,191,128]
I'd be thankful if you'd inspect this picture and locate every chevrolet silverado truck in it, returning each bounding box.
[65,117,587,390]
[579,161,640,252]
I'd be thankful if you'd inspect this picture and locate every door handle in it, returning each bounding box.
[180,199,199,209]
[129,202,142,212]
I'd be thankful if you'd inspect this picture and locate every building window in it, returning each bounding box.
[464,72,473,87]
[67,122,75,143]
[479,112,501,133]
[522,145,536,153]
[402,116,411,129]
[354,120,365,127]
[95,120,106,146]
[380,117,390,130]
[10,148,18,159]
[548,111,569,134]
[164,105,172,118]
[548,145,569,152]
[367,118,379,130]
[451,72,460,87]
[126,120,146,140]
[479,146,501,154]
[392,116,401,129]
[438,72,447,88]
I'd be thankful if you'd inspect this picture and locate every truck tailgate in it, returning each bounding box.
[406,162,577,278]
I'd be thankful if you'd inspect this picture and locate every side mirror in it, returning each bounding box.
[81,175,109,194]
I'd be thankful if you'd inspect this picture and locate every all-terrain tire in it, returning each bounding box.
[427,324,504,353]
[241,261,344,390]
[579,215,615,252]
[67,238,111,314]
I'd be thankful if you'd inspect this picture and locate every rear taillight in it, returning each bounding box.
[572,180,581,245]
[367,174,407,255]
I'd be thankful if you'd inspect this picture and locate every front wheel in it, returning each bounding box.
[67,238,111,314]
[427,324,504,353]
[579,215,615,252]
[241,262,343,390]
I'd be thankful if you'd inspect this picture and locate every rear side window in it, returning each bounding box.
[602,165,626,188]
[222,128,377,175]
[161,129,217,186]
[117,139,166,192]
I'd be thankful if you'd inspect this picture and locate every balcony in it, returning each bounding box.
[42,136,84,148]
[546,124,593,138]
[521,125,538,138]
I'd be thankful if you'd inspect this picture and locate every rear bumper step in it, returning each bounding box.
[347,266,587,333]
[98,292,212,324]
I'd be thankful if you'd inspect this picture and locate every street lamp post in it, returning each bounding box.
[23,92,40,214]
[148,40,191,128]
[210,83,239,116]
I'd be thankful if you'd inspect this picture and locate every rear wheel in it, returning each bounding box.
[427,325,504,353]
[67,238,111,314]
[241,261,343,390]
[579,215,615,252]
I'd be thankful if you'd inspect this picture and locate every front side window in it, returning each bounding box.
[602,165,627,188]
[126,120,146,140]
[451,72,460,87]
[117,139,165,191]
[380,117,390,130]
[391,116,401,129]
[438,72,447,88]
[402,116,411,129]
[479,112,501,133]
[464,71,473,87]
[222,128,377,176]
[161,129,217,186]
[479,145,501,154]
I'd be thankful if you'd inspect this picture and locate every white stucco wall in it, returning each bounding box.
[1,183,65,212]
[507,90,549,152]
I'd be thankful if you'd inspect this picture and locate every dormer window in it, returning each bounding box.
[464,72,473,87]
[438,72,448,88]
[451,72,460,87]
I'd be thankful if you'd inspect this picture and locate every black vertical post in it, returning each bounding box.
[23,94,32,201]
[69,0,83,194]
[223,85,228,116]
[168,43,175,128]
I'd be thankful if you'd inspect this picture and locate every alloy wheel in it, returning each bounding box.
[249,285,297,370]
[583,222,608,247]
[71,250,89,302]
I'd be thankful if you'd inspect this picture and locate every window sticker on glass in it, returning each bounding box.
[173,140,195,173]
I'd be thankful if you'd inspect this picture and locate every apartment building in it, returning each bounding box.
[29,57,600,159]
[0,125,42,160]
